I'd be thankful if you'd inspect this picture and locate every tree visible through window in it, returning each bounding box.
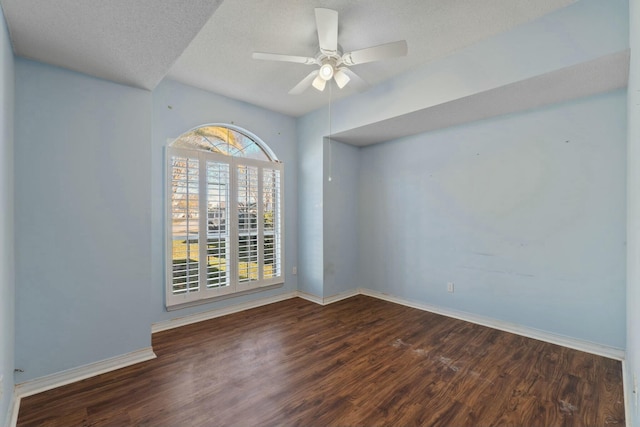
[166,125,283,308]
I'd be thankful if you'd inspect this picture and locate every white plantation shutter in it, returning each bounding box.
[170,155,200,295]
[166,144,283,309]
[236,164,259,285]
[205,160,230,289]
[263,168,281,280]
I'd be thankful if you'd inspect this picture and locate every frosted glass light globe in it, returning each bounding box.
[319,63,334,81]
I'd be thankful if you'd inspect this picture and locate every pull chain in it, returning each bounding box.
[328,81,333,182]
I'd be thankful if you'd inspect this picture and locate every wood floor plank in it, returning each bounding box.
[17,295,625,426]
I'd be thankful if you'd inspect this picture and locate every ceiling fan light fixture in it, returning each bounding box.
[334,68,350,89]
[319,63,334,81]
[312,74,327,91]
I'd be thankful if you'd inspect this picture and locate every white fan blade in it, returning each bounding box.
[253,52,317,65]
[340,68,368,91]
[312,74,327,91]
[342,40,408,66]
[289,70,320,94]
[334,68,350,89]
[315,8,338,54]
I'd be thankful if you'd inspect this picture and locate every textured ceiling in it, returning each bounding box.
[167,0,576,116]
[0,0,223,90]
[1,0,575,117]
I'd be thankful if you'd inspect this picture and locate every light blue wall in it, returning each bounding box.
[627,0,640,423]
[297,107,329,297]
[358,91,627,348]
[14,59,153,381]
[151,79,298,322]
[323,139,360,297]
[0,4,14,424]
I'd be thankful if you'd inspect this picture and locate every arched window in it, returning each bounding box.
[166,125,283,309]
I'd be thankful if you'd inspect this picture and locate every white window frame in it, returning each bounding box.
[165,144,284,310]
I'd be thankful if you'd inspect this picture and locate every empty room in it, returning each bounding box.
[1,0,639,426]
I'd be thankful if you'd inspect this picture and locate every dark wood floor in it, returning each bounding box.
[17,295,625,427]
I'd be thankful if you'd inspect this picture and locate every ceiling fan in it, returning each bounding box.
[252,8,408,94]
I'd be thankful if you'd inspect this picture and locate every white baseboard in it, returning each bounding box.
[4,390,19,427]
[152,287,356,335]
[152,291,298,333]
[14,347,156,400]
[360,288,625,361]
[296,289,359,306]
[323,289,360,305]
[296,290,323,305]
[622,359,631,427]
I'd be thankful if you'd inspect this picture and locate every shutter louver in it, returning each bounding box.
[237,165,259,283]
[263,168,281,279]
[171,156,200,295]
[206,161,230,288]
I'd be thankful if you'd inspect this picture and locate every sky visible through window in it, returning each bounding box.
[171,126,273,161]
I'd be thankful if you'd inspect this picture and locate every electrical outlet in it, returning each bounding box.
[447,282,454,293]
[292,266,297,275]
